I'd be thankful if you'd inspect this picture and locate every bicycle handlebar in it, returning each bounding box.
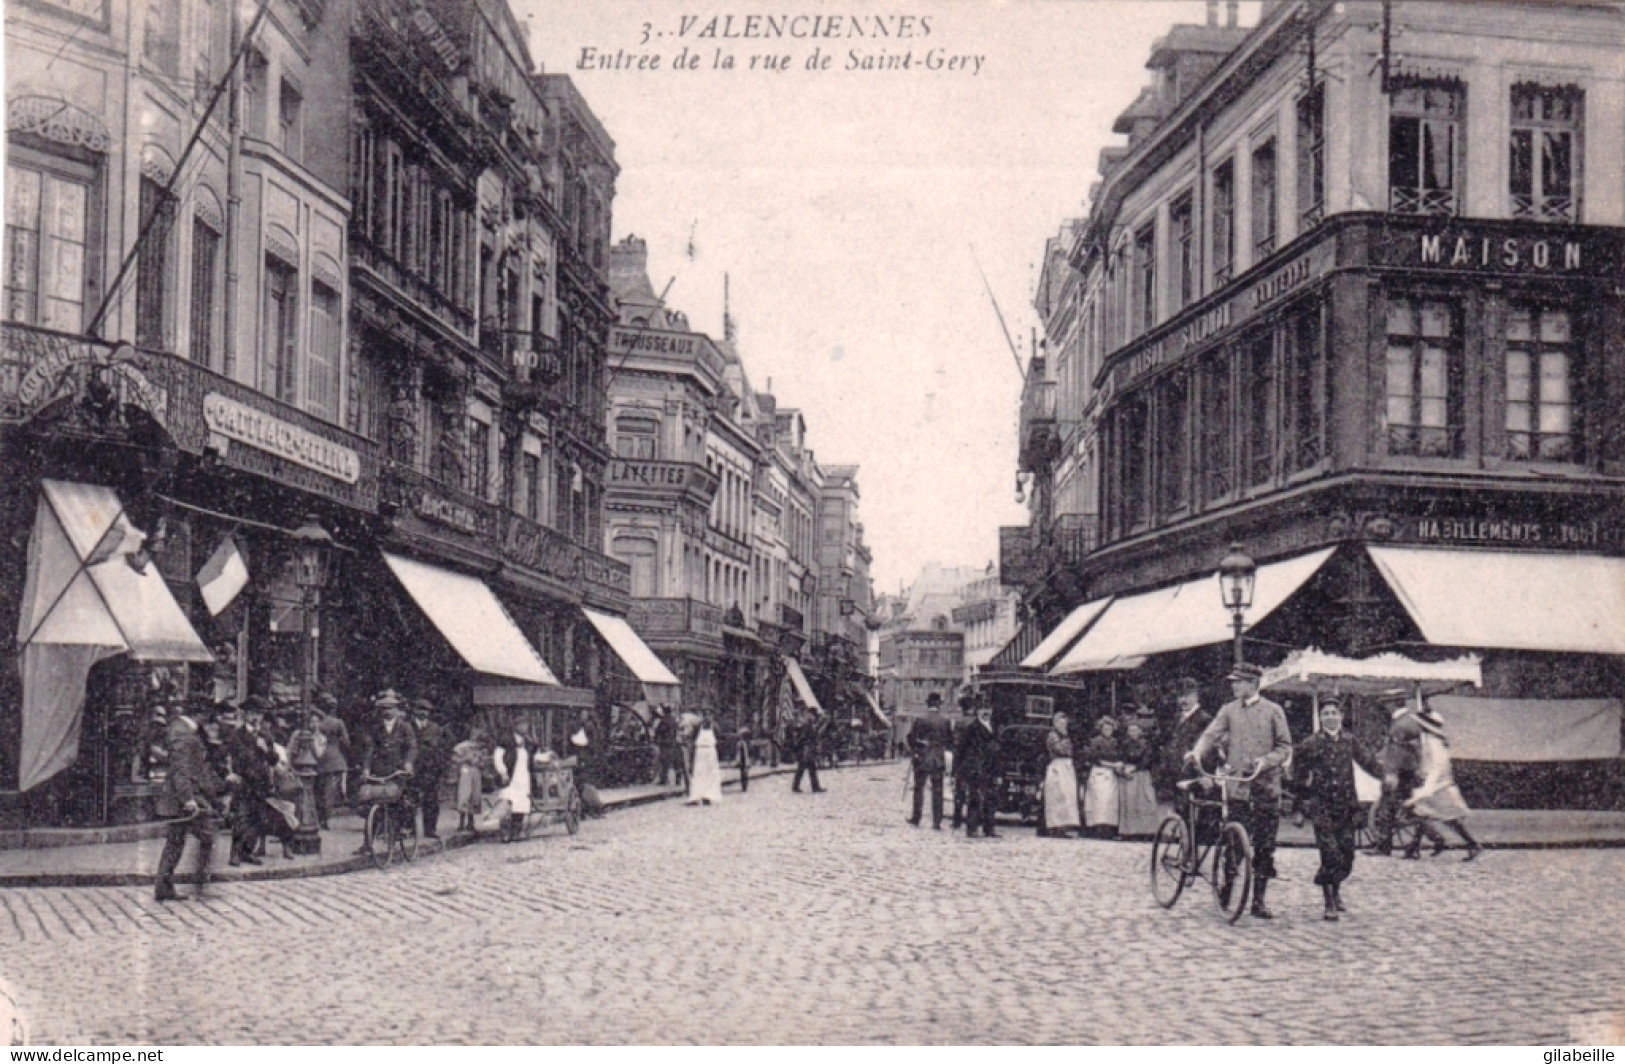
[362,770,411,783]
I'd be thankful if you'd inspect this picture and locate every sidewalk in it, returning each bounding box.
[0,760,813,888]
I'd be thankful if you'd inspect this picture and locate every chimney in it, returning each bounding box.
[1226,1,1239,27]
[1207,1,1219,26]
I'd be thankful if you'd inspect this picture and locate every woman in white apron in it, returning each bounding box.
[687,714,724,805]
[1040,712,1081,837]
[1405,704,1481,860]
[491,726,533,837]
[1082,716,1124,837]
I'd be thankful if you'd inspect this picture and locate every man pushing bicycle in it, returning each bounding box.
[1185,662,1293,919]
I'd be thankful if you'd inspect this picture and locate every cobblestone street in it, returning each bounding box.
[4,762,1624,1045]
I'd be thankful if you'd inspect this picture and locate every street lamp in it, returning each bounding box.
[289,516,333,855]
[1217,544,1256,666]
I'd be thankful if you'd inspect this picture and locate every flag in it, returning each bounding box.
[196,535,249,616]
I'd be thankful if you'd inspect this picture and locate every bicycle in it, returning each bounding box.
[1148,766,1261,924]
[358,770,419,870]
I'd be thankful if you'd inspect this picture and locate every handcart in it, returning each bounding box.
[1261,648,1482,848]
[491,753,583,843]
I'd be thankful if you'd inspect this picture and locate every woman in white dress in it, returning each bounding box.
[491,725,533,837]
[1039,712,1081,837]
[687,713,724,805]
[1082,716,1124,837]
[1405,704,1482,860]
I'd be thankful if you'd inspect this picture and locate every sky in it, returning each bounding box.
[515,0,1260,592]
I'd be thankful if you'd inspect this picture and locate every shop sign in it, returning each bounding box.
[1417,233,1583,272]
[610,459,691,487]
[609,328,698,357]
[203,393,360,484]
[3,330,169,426]
[414,490,484,535]
[580,550,632,595]
[502,513,582,581]
[1410,515,1617,549]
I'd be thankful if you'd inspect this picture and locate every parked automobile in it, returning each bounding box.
[995,723,1051,823]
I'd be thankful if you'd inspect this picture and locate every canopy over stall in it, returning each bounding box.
[581,606,681,703]
[1261,648,1484,699]
[382,552,557,685]
[19,480,213,791]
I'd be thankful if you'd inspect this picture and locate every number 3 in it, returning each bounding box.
[640,22,651,44]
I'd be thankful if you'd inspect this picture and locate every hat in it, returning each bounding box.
[1378,687,1412,707]
[413,698,434,714]
[1177,677,1201,697]
[315,690,338,709]
[1319,694,1344,711]
[925,692,942,708]
[374,689,405,708]
[1226,662,1263,682]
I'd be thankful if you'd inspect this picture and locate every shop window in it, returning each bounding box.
[262,258,298,404]
[1212,159,1235,286]
[1389,81,1462,216]
[1251,138,1277,260]
[1296,83,1326,227]
[189,219,220,365]
[1384,296,1462,457]
[306,282,340,422]
[1170,193,1194,309]
[1282,301,1327,473]
[1199,350,1234,502]
[1510,84,1581,224]
[135,177,175,351]
[1155,371,1189,516]
[6,157,95,331]
[1505,305,1578,462]
[1134,221,1157,332]
[467,416,491,498]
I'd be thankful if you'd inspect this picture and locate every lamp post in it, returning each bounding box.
[1217,544,1257,666]
[289,516,334,855]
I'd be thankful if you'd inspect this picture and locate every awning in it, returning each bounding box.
[783,656,821,712]
[383,552,558,685]
[23,480,213,661]
[582,607,680,686]
[1050,547,1336,674]
[1261,648,1482,698]
[1020,596,1112,670]
[1368,546,1625,656]
[862,689,890,727]
[1427,695,1622,761]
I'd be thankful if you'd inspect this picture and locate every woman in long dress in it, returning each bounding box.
[1040,712,1081,837]
[687,713,724,805]
[491,726,533,837]
[451,732,486,833]
[1116,719,1163,837]
[1082,716,1124,838]
[1405,704,1482,860]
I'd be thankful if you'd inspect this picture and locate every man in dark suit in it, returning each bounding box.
[411,698,446,840]
[1289,696,1386,920]
[1157,677,1214,801]
[223,698,283,865]
[155,703,223,902]
[955,698,1001,838]
[906,693,953,828]
[360,689,419,780]
[791,707,826,793]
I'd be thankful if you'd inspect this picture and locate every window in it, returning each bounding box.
[1170,193,1194,309]
[143,0,181,77]
[1212,159,1235,286]
[1281,301,1327,473]
[1384,297,1462,457]
[1389,82,1462,216]
[1510,84,1581,223]
[278,80,303,162]
[189,219,219,365]
[1505,305,1578,462]
[1155,371,1189,516]
[522,450,542,522]
[135,178,175,350]
[354,349,389,442]
[243,50,269,140]
[1251,138,1277,259]
[1198,352,1233,503]
[467,417,491,498]
[1118,396,1149,534]
[262,259,298,403]
[6,160,93,330]
[1243,331,1276,486]
[306,283,340,422]
[1297,84,1326,227]
[616,415,658,459]
[1134,221,1157,332]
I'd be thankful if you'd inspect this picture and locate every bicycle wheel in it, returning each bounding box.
[1211,822,1253,924]
[399,806,420,863]
[566,789,582,835]
[1354,802,1378,849]
[1149,815,1189,909]
[1393,814,1421,855]
[365,804,394,870]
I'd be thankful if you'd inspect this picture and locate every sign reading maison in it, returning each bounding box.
[1417,232,1584,272]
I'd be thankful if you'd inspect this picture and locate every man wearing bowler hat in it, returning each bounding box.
[1187,661,1293,918]
[905,692,952,828]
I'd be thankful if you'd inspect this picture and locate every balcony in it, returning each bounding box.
[778,602,804,632]
[629,597,723,644]
[1018,370,1060,474]
[1052,512,1100,567]
[351,238,476,339]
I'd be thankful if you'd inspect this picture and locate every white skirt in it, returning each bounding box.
[1083,765,1121,827]
[688,739,724,804]
[1043,759,1081,831]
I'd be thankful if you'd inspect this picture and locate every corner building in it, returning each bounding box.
[1007,1,1625,809]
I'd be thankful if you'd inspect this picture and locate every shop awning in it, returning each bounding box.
[582,607,680,686]
[783,656,821,712]
[1368,546,1625,656]
[383,552,558,685]
[862,689,890,727]
[23,480,213,662]
[1050,547,1336,674]
[1020,596,1113,670]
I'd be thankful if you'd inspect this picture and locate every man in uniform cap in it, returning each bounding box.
[1186,661,1293,918]
[1289,695,1385,920]
[905,692,953,828]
